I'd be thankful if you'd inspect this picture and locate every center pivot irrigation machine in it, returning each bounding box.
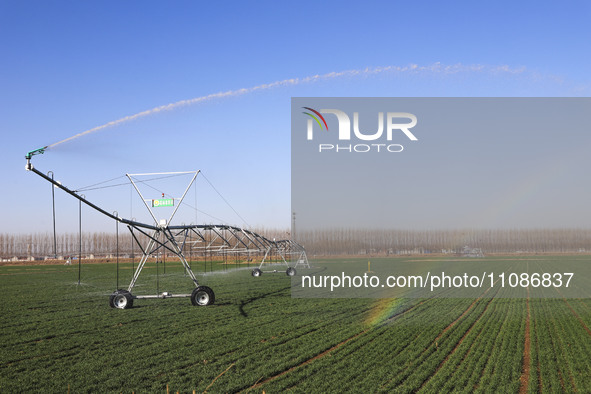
[25,147,309,309]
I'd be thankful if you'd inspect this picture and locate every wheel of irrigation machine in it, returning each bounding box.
[286,267,297,276]
[251,268,262,277]
[109,289,124,308]
[191,286,215,306]
[112,292,133,309]
[109,289,133,309]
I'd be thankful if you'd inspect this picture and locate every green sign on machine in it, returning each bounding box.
[152,198,174,207]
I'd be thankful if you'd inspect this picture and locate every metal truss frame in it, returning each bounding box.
[25,157,309,307]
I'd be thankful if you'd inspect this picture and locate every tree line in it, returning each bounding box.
[3,228,591,259]
[0,227,291,259]
[295,228,591,255]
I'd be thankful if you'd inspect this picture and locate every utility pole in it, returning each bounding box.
[49,171,57,259]
[78,194,84,285]
[292,212,296,242]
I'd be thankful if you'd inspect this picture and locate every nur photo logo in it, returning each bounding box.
[302,106,418,153]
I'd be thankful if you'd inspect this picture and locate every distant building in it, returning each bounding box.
[462,246,484,257]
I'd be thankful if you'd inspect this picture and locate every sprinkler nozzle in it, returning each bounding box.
[25,146,47,160]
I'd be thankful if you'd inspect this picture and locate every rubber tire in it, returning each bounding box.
[110,289,133,309]
[252,268,262,277]
[286,267,296,276]
[109,289,126,308]
[191,286,215,306]
[113,293,131,309]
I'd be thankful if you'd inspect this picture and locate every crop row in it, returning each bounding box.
[1,259,590,392]
[529,298,591,392]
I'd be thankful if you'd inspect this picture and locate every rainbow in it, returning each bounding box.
[365,298,405,327]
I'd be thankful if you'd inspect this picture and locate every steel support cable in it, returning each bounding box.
[126,173,190,197]
[74,175,127,192]
[77,173,188,192]
[128,174,231,225]
[199,172,251,228]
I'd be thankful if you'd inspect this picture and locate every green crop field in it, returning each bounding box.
[1,257,590,393]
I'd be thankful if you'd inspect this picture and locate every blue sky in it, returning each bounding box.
[1,1,590,233]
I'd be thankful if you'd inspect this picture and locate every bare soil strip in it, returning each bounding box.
[534,314,543,392]
[203,363,235,393]
[519,287,531,394]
